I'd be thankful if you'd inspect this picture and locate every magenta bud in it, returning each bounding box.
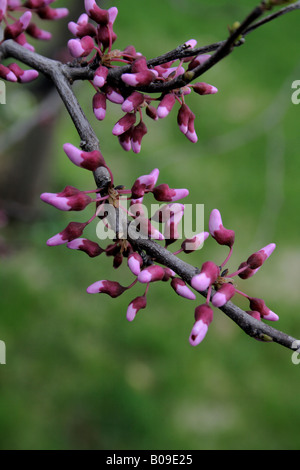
[157,93,176,119]
[93,92,106,121]
[181,232,209,254]
[67,238,103,257]
[246,310,261,321]
[189,304,213,346]
[209,209,235,247]
[93,65,108,88]
[121,70,156,87]
[63,143,106,171]
[0,64,17,82]
[137,265,165,283]
[126,295,147,322]
[188,54,211,71]
[4,11,32,40]
[86,280,127,297]
[131,169,159,199]
[68,14,96,38]
[246,243,276,269]
[37,6,69,20]
[191,261,220,292]
[47,222,87,246]
[193,82,218,95]
[171,278,196,300]
[146,104,158,121]
[131,122,147,154]
[249,297,279,322]
[105,86,124,104]
[118,128,132,151]
[84,0,109,25]
[112,113,137,136]
[128,252,143,276]
[122,91,144,113]
[7,63,38,83]
[212,283,236,307]
[68,36,94,58]
[177,103,192,135]
[152,184,189,202]
[26,23,52,40]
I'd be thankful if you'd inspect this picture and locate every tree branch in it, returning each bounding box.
[1,2,299,352]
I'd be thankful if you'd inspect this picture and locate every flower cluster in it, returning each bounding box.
[0,0,68,82]
[40,140,278,347]
[67,0,218,153]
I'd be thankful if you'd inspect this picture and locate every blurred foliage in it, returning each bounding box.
[1,0,300,450]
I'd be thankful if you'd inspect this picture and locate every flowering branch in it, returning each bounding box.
[1,0,299,353]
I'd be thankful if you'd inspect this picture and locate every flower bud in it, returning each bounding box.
[84,0,109,24]
[181,232,209,254]
[37,6,69,20]
[26,23,52,40]
[249,297,279,321]
[189,304,213,346]
[212,283,236,307]
[157,93,176,119]
[191,261,220,292]
[126,296,147,322]
[209,209,235,247]
[193,82,218,95]
[47,222,87,246]
[63,143,106,171]
[93,92,106,121]
[0,64,17,82]
[68,13,96,38]
[86,280,127,297]
[152,184,189,202]
[93,65,108,88]
[7,63,38,83]
[67,238,103,257]
[4,11,32,40]
[171,278,196,300]
[131,122,147,154]
[122,91,144,113]
[131,169,159,199]
[68,36,94,58]
[137,265,165,283]
[246,243,276,269]
[128,252,143,276]
[112,113,137,136]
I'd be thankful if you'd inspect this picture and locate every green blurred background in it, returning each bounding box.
[1,0,300,450]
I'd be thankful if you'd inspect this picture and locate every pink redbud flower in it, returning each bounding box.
[164,205,184,244]
[131,122,148,154]
[185,111,198,143]
[212,283,236,307]
[93,65,109,88]
[126,295,147,322]
[189,304,213,346]
[137,265,165,283]
[193,82,218,95]
[146,104,158,121]
[157,93,176,119]
[84,0,109,25]
[191,261,220,292]
[122,91,145,113]
[7,63,38,83]
[246,243,276,269]
[162,268,176,282]
[171,278,196,300]
[63,143,106,171]
[118,128,133,152]
[128,252,143,276]
[121,70,157,87]
[177,103,192,135]
[68,36,94,58]
[181,231,210,253]
[112,113,137,136]
[67,238,103,257]
[68,13,96,38]
[86,280,127,297]
[27,23,52,40]
[93,92,106,121]
[47,222,87,246]
[0,64,17,82]
[105,86,124,104]
[249,297,279,322]
[152,184,189,202]
[188,54,211,71]
[131,169,159,199]
[36,6,69,20]
[4,11,32,40]
[40,189,92,212]
[151,202,183,223]
[209,209,235,247]
[237,261,255,280]
[97,22,117,50]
